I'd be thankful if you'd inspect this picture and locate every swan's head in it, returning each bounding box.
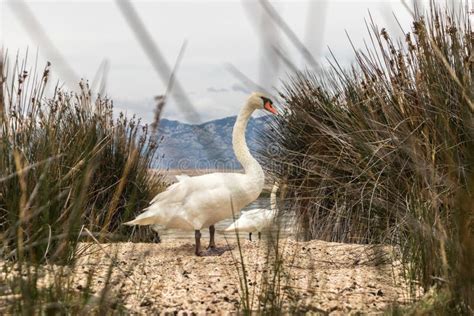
[248,92,277,114]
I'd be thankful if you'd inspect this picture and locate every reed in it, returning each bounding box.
[0,53,165,312]
[259,4,473,313]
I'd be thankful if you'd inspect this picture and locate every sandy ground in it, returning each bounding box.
[63,238,416,314]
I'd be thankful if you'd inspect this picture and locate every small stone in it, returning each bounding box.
[140,299,153,307]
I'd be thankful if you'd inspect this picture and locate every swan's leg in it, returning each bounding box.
[258,232,261,240]
[249,232,252,241]
[195,230,202,256]
[208,225,216,249]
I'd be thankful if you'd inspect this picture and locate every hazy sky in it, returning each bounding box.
[1,0,465,123]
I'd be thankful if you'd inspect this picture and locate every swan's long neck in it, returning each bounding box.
[232,102,264,182]
[270,183,279,213]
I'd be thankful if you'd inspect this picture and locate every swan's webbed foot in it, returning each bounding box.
[258,232,261,240]
[207,225,216,249]
[249,232,252,241]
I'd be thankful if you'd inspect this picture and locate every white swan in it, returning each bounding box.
[224,183,279,240]
[124,92,277,255]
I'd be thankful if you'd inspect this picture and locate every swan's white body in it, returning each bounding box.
[131,172,263,230]
[225,183,278,234]
[124,93,276,236]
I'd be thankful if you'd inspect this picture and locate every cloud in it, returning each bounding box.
[207,87,228,93]
[230,83,250,94]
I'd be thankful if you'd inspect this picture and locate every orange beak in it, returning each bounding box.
[264,101,278,115]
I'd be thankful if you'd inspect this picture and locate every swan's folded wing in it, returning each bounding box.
[180,186,234,227]
[241,208,268,216]
[148,180,188,205]
[244,209,274,222]
[149,172,234,205]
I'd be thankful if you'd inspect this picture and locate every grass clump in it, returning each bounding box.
[260,4,473,313]
[0,52,165,312]
[0,54,164,264]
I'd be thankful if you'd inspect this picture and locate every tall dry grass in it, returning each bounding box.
[0,53,165,313]
[259,5,473,313]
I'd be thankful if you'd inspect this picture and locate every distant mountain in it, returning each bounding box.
[155,116,271,170]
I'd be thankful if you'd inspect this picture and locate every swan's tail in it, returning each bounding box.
[225,222,238,232]
[123,209,158,226]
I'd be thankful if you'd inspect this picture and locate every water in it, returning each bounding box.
[155,196,294,240]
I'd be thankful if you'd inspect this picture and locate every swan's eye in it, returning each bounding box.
[260,96,272,105]
[260,96,277,115]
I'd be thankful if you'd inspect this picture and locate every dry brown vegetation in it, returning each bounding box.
[259,5,473,314]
